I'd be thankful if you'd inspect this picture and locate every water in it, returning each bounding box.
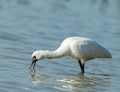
[0,0,120,92]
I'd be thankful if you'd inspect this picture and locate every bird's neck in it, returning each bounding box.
[43,49,66,59]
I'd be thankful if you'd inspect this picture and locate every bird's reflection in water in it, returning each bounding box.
[29,72,110,91]
[29,72,53,85]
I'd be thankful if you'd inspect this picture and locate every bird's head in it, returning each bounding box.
[29,50,46,71]
[32,50,45,60]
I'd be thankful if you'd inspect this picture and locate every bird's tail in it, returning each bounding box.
[99,47,112,58]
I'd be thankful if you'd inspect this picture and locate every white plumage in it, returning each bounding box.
[30,36,112,75]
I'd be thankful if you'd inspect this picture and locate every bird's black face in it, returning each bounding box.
[29,56,38,72]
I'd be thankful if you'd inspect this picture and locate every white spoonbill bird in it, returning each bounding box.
[30,36,112,75]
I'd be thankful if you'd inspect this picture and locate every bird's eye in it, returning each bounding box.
[33,56,36,59]
[32,56,36,60]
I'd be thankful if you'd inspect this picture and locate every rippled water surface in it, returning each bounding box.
[0,0,120,92]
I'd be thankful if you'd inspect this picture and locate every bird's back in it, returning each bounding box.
[58,36,111,61]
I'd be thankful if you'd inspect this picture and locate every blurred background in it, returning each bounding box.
[0,0,120,92]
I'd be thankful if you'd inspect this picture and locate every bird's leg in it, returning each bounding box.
[78,60,84,75]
